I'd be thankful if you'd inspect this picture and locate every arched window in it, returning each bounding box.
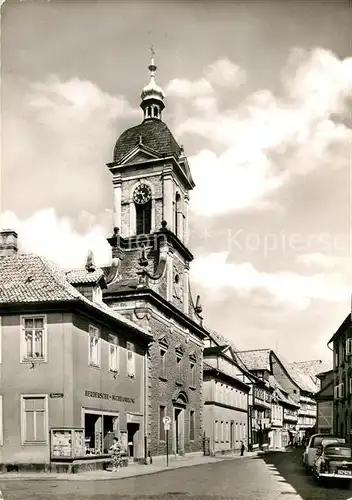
[174,193,181,237]
[153,106,159,118]
[136,200,152,235]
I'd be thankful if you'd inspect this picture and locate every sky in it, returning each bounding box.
[1,0,352,363]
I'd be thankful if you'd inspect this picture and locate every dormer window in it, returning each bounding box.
[92,286,103,303]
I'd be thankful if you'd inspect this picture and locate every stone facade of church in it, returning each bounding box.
[102,55,207,458]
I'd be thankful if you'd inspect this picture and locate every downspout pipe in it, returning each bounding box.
[144,345,149,464]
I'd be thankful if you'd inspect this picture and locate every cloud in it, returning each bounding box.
[0,209,111,269]
[166,57,246,99]
[173,49,352,217]
[166,78,214,99]
[191,251,350,310]
[3,75,138,218]
[206,58,246,87]
[189,149,285,216]
[296,253,341,268]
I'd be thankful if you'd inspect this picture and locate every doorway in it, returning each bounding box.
[127,423,139,460]
[174,408,184,455]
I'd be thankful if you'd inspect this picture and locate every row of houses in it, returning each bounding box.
[0,57,330,471]
[0,230,326,470]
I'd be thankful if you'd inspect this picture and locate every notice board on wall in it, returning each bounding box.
[51,428,85,460]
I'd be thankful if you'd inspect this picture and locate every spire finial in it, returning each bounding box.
[149,45,157,78]
[140,46,165,120]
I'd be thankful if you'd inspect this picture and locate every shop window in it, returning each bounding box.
[21,395,48,444]
[88,325,101,367]
[159,348,167,379]
[189,410,195,441]
[127,342,135,378]
[21,315,46,362]
[84,412,119,455]
[108,335,119,373]
[159,406,166,441]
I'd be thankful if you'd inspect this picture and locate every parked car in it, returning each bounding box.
[302,433,345,471]
[313,441,352,483]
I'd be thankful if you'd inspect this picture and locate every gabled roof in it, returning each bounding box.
[269,375,299,408]
[203,346,228,356]
[236,348,320,394]
[202,362,251,392]
[204,328,249,372]
[328,313,350,344]
[273,352,319,394]
[0,254,150,338]
[237,349,271,371]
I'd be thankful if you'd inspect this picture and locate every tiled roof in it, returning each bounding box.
[0,254,150,337]
[113,120,182,163]
[65,268,104,285]
[290,360,332,380]
[269,375,299,407]
[237,349,319,394]
[204,327,249,371]
[0,254,79,303]
[237,349,271,371]
[277,353,319,394]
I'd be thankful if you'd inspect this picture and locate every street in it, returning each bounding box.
[1,449,352,500]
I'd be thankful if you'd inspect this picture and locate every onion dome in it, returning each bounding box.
[140,49,165,120]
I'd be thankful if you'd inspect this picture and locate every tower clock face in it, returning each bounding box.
[133,184,152,204]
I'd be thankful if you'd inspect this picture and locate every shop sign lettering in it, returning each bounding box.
[84,390,135,404]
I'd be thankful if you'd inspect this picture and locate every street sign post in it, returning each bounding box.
[163,416,171,466]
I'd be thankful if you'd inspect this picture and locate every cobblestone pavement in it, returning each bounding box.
[1,448,352,500]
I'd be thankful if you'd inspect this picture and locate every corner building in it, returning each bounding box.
[103,56,207,459]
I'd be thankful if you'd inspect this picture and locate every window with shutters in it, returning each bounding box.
[21,395,48,444]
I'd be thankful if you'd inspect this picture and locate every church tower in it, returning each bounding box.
[104,53,206,460]
[105,52,200,320]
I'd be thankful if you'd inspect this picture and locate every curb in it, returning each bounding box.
[0,453,261,482]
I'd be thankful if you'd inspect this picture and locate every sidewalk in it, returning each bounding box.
[0,450,262,482]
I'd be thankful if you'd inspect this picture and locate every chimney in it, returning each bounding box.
[0,229,18,257]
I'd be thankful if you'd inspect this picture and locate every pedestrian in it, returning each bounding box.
[109,437,122,472]
[240,441,245,456]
